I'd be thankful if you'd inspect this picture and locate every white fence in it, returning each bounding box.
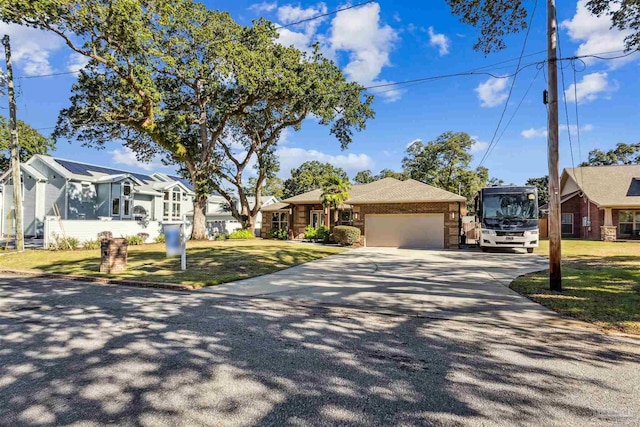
[43,217,192,248]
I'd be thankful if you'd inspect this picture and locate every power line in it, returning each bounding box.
[478,0,539,168]
[556,15,578,185]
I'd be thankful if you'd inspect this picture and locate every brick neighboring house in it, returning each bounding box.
[547,165,640,241]
[261,178,466,249]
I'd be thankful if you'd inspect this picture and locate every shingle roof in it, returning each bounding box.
[282,177,465,205]
[565,165,640,207]
[261,202,291,212]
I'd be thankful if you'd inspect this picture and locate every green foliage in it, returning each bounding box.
[136,232,150,243]
[585,1,640,51]
[125,235,144,245]
[154,234,166,243]
[304,225,317,241]
[49,232,80,251]
[228,229,256,240]
[525,176,549,207]
[0,116,55,170]
[0,0,372,239]
[403,131,488,209]
[333,226,361,246]
[270,228,288,240]
[214,233,228,241]
[580,143,640,166]
[316,225,331,243]
[246,176,284,199]
[82,239,100,250]
[283,161,349,198]
[354,170,375,184]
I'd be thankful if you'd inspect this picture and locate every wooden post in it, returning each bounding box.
[2,35,24,252]
[547,0,562,291]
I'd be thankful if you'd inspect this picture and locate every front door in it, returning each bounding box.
[121,182,133,219]
[310,210,325,228]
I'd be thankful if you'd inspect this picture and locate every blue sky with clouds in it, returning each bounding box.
[1,0,639,184]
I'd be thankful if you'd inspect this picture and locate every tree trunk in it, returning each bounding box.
[191,194,208,240]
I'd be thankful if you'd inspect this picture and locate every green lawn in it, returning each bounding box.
[0,240,346,289]
[511,239,640,335]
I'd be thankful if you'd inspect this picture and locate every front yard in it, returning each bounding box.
[511,239,640,335]
[0,240,345,289]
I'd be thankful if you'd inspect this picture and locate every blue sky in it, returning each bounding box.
[1,0,639,185]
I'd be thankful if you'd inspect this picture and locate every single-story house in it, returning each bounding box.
[261,177,466,249]
[546,165,640,241]
[0,155,278,243]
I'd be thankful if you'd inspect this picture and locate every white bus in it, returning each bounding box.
[474,186,539,253]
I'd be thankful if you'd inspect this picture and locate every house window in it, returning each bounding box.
[619,210,640,236]
[271,212,288,230]
[163,187,183,221]
[561,213,573,235]
[310,210,325,228]
[339,210,354,226]
[111,183,121,216]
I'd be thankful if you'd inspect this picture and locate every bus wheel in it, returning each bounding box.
[527,248,534,254]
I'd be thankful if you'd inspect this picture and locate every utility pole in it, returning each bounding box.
[2,35,24,252]
[546,0,561,291]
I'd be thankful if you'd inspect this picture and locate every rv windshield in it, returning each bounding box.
[483,193,537,221]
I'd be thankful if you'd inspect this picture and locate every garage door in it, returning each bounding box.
[365,214,444,249]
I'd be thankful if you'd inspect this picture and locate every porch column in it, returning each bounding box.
[601,207,616,242]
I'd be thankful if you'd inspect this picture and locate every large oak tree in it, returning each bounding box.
[1,0,373,238]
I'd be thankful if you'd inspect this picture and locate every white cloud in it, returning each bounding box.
[427,26,450,56]
[521,124,594,139]
[521,127,547,139]
[564,72,615,103]
[67,53,90,74]
[278,3,327,35]
[277,147,373,175]
[249,1,278,13]
[0,23,63,76]
[475,76,509,107]
[111,146,166,171]
[406,138,422,148]
[470,135,489,152]
[330,2,400,101]
[561,0,637,69]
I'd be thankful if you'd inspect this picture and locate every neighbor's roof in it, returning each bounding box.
[282,177,466,205]
[564,165,640,207]
[261,202,291,212]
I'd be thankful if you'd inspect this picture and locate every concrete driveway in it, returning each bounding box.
[203,247,553,323]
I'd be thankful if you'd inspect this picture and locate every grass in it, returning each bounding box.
[511,239,640,335]
[0,240,346,289]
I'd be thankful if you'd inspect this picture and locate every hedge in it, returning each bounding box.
[333,226,361,246]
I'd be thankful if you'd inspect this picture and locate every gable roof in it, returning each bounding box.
[282,177,466,205]
[564,165,640,207]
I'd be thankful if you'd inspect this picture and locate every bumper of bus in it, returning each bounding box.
[479,230,539,248]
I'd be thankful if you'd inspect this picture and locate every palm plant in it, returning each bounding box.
[321,176,351,226]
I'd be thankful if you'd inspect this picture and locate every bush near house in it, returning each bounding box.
[333,226,360,246]
[137,232,150,243]
[154,234,166,243]
[228,229,256,240]
[316,226,331,243]
[124,235,144,245]
[304,225,317,241]
[82,239,100,250]
[270,228,288,240]
[214,234,228,241]
[49,232,80,251]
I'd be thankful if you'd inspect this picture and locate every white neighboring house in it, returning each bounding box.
[0,154,279,245]
[204,195,279,237]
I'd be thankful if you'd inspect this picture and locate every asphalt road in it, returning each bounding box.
[1,253,639,426]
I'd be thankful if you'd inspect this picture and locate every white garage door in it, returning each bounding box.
[365,214,445,249]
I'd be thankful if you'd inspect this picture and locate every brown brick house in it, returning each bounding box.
[548,165,640,241]
[261,178,466,249]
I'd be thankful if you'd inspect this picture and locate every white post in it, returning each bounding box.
[181,217,187,271]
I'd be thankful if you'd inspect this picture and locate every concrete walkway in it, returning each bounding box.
[203,247,553,323]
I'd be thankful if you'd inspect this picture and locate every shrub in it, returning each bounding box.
[270,228,288,240]
[97,231,113,240]
[316,226,331,243]
[82,239,100,250]
[228,229,256,240]
[214,233,228,241]
[154,234,166,243]
[136,232,150,243]
[304,225,317,241]
[124,235,144,245]
[333,226,361,246]
[49,232,80,251]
